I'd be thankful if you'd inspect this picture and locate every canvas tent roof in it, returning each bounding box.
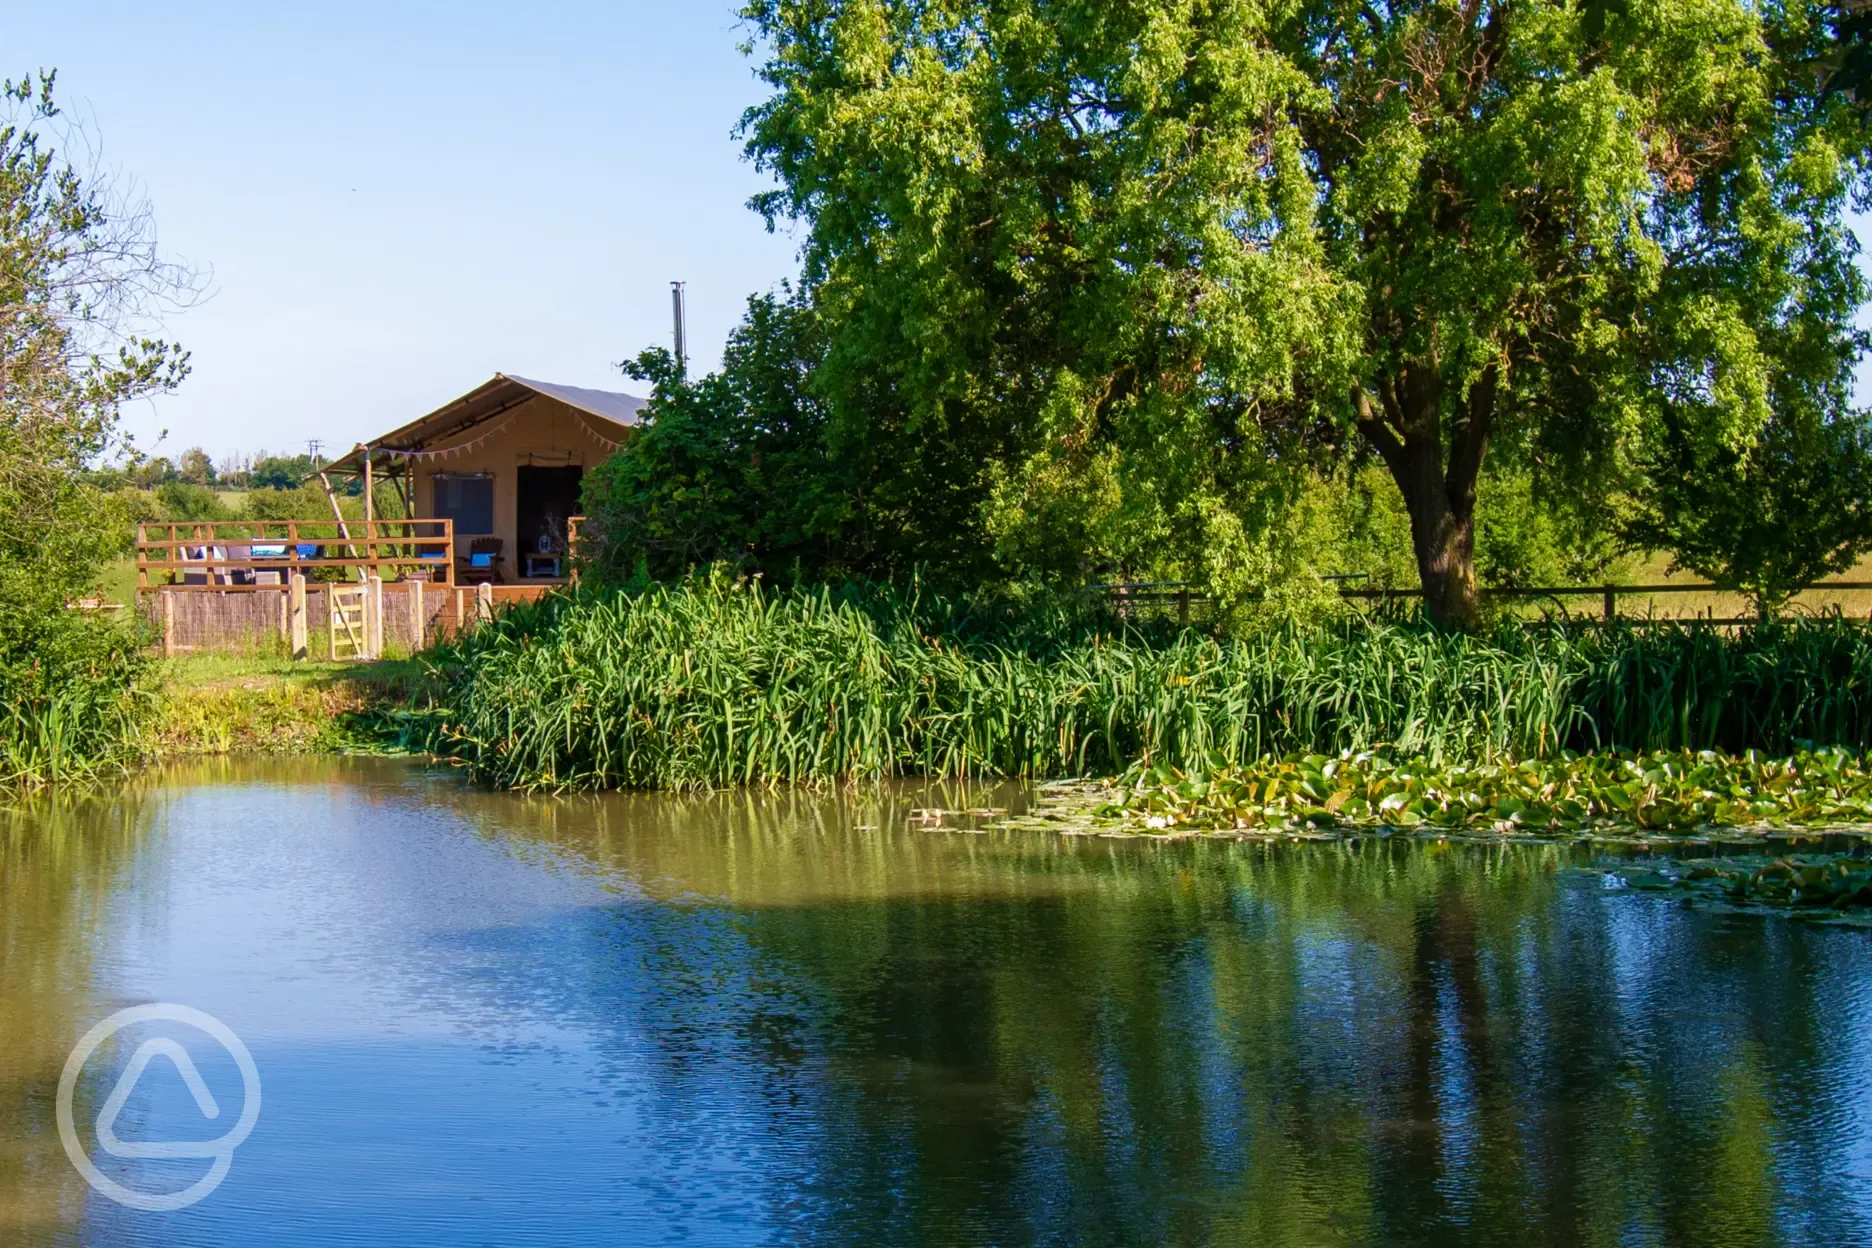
[322,373,646,476]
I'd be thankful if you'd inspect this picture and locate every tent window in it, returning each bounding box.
[433,473,494,535]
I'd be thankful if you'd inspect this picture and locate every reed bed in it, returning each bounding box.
[0,624,149,788]
[411,579,1872,792]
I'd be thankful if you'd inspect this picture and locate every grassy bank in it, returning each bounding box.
[408,579,1872,792]
[147,655,433,758]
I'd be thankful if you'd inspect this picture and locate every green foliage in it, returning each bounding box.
[1100,748,1872,837]
[240,483,342,522]
[1473,470,1630,590]
[413,579,1872,791]
[1627,404,1872,610]
[581,291,854,583]
[110,449,356,496]
[737,0,1872,623]
[740,0,1334,591]
[153,480,232,521]
[1292,466,1419,589]
[0,72,190,785]
[175,446,215,485]
[1290,464,1629,593]
[0,612,148,786]
[237,451,320,490]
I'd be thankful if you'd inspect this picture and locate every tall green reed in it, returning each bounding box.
[0,618,150,789]
[417,578,1872,791]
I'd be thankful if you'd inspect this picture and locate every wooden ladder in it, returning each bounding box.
[330,585,368,660]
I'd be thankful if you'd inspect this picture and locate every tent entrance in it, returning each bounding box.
[516,465,582,578]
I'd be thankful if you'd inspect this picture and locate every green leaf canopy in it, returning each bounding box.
[738,0,1872,619]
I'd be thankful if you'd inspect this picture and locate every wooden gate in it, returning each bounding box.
[330,586,368,660]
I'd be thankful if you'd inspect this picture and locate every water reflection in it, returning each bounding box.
[0,790,146,1243]
[1,757,1867,1246]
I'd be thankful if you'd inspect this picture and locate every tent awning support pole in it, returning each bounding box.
[318,466,367,582]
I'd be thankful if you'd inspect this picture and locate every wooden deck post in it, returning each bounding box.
[161,590,175,659]
[289,574,308,660]
[408,579,424,651]
[366,575,384,660]
[476,581,493,625]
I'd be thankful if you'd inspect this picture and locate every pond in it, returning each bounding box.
[1,758,1869,1247]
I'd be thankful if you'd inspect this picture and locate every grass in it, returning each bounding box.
[407,578,1872,792]
[148,654,434,757]
[94,556,140,608]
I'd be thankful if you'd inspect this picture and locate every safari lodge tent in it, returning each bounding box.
[321,373,645,584]
[134,373,644,658]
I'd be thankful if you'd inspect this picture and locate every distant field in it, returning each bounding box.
[1526,554,1872,623]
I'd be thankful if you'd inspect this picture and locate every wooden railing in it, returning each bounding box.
[1101,579,1872,625]
[136,519,455,590]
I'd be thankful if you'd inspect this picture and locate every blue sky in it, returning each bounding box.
[5,1,800,462]
[9,3,1872,463]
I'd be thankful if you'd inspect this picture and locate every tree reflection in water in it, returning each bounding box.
[0,789,146,1243]
[0,760,1864,1247]
[456,778,1870,1247]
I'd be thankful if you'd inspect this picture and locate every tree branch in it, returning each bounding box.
[1353,382,1408,477]
[1446,362,1498,520]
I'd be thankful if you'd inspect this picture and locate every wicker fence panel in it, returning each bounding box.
[143,583,475,657]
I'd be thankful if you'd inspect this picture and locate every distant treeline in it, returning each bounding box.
[86,449,364,498]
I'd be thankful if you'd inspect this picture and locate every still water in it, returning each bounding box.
[2,758,1869,1247]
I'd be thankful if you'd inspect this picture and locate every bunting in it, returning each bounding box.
[571,411,624,451]
[373,413,518,463]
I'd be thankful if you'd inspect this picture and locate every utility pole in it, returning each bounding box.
[306,439,323,470]
[670,281,687,377]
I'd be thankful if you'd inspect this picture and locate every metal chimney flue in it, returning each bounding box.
[671,281,688,377]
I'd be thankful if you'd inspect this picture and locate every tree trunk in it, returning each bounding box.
[1352,363,1497,630]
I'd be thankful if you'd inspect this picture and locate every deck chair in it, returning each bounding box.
[222,543,256,586]
[458,537,505,585]
[179,544,213,586]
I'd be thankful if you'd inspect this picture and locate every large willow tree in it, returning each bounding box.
[741,0,1870,624]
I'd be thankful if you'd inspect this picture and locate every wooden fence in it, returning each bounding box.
[1104,580,1872,625]
[143,580,568,658]
[136,519,455,589]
